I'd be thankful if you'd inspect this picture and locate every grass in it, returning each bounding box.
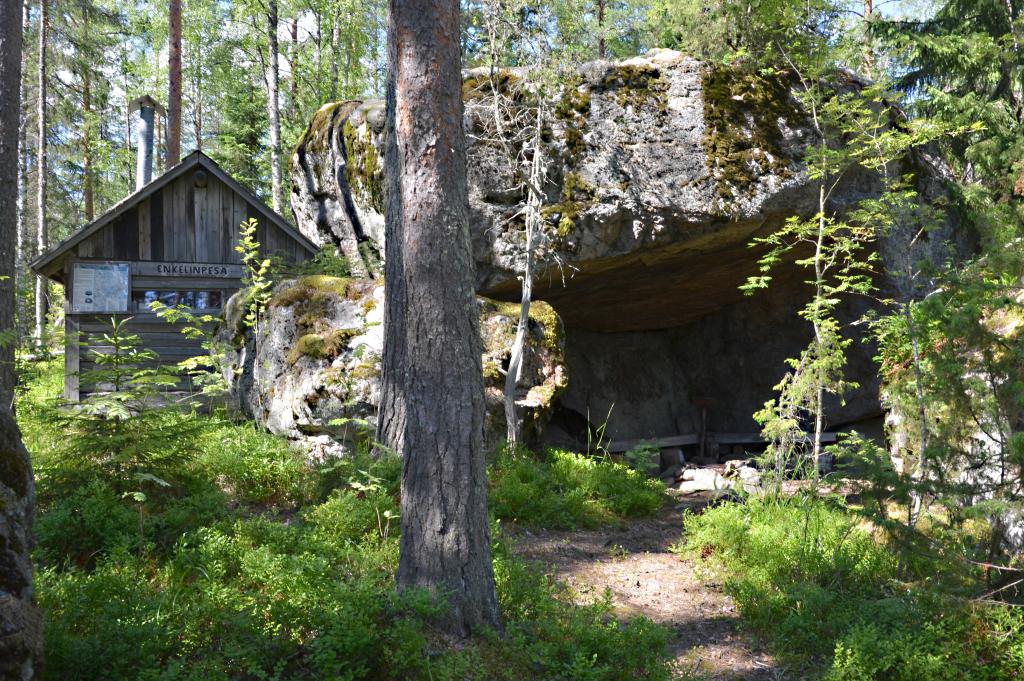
[17,359,675,680]
[677,493,1024,679]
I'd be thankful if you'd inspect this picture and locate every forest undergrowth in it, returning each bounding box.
[19,358,1024,679]
[18,359,674,681]
[678,494,1024,679]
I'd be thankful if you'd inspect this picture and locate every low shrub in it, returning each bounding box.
[195,418,312,505]
[21,360,675,680]
[489,447,666,528]
[39,516,674,680]
[34,479,140,566]
[305,488,399,543]
[679,494,1024,678]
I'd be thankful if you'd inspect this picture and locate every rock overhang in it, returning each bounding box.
[287,49,963,440]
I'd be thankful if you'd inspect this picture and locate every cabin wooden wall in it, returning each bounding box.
[72,314,210,399]
[59,168,313,400]
[70,172,304,264]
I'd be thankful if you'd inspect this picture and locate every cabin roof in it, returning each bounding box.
[30,151,318,280]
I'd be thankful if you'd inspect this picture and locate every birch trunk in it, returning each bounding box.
[330,5,340,99]
[34,0,48,349]
[289,16,298,120]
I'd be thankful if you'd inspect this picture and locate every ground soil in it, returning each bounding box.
[509,493,791,680]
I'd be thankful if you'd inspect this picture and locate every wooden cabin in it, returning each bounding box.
[31,150,317,401]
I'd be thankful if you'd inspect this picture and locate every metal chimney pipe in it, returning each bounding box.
[136,104,154,189]
[128,95,166,190]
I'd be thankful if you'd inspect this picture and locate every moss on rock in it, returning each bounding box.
[700,65,801,201]
[289,334,328,364]
[294,101,361,158]
[596,64,669,115]
[269,275,351,309]
[342,120,384,214]
[462,70,524,102]
[554,76,592,165]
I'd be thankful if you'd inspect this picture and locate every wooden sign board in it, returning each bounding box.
[71,262,130,313]
[132,261,244,278]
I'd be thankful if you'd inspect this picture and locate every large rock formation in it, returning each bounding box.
[218,276,567,457]
[289,49,963,449]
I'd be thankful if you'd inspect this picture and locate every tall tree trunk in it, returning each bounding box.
[267,0,283,213]
[330,5,340,99]
[193,70,203,151]
[167,0,182,166]
[289,15,299,120]
[83,70,93,221]
[597,0,606,58]
[0,0,43,673]
[34,0,48,350]
[380,0,501,637]
[862,0,874,79]
[15,0,29,347]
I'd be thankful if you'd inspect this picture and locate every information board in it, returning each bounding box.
[72,262,130,313]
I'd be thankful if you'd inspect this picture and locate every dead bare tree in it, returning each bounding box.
[474,1,572,445]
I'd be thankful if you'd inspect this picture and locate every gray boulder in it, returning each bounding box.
[218,277,567,458]
[288,49,964,449]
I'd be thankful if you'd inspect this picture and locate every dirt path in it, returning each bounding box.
[509,498,786,680]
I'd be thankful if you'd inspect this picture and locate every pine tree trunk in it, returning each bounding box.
[83,70,93,221]
[193,72,203,151]
[267,0,283,213]
[34,0,48,350]
[167,0,182,166]
[379,0,502,638]
[15,0,29,347]
[0,0,43,673]
[597,0,606,58]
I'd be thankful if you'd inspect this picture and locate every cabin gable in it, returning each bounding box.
[31,152,316,402]
[50,163,309,279]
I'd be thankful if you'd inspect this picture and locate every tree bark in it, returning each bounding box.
[34,0,48,350]
[330,5,340,99]
[83,69,93,221]
[0,0,42,675]
[597,0,606,58]
[862,0,874,79]
[379,0,502,637]
[266,0,284,213]
[15,0,29,347]
[167,0,182,166]
[289,15,299,120]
